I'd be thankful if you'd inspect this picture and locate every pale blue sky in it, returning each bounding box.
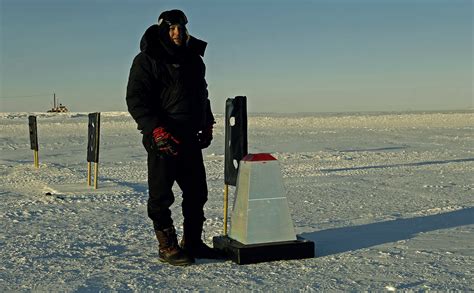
[1,0,472,113]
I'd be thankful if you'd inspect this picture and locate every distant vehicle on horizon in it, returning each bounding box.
[47,93,69,113]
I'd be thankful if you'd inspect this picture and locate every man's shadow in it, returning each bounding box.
[301,207,474,257]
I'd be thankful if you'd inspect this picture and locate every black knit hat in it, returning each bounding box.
[158,9,188,27]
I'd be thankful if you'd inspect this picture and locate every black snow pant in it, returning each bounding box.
[143,135,208,231]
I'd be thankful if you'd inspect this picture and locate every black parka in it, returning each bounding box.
[126,25,214,139]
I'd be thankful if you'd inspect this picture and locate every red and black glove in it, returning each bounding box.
[152,127,180,157]
[196,124,213,149]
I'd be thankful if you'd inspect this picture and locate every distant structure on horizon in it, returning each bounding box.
[47,93,69,113]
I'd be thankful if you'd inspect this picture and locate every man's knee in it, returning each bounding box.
[147,197,174,229]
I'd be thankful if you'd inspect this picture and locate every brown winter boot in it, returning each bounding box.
[155,226,194,266]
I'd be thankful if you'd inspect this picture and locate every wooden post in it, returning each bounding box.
[87,162,92,186]
[94,162,99,189]
[87,112,100,189]
[223,184,229,235]
[34,150,39,168]
[28,115,39,168]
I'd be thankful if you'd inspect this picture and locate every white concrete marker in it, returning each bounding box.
[229,153,297,244]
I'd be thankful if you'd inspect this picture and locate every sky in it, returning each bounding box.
[0,0,472,113]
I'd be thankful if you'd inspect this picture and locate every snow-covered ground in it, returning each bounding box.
[1,110,473,291]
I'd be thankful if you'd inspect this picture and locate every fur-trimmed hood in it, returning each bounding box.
[139,25,207,60]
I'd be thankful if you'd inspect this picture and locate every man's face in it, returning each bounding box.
[169,24,185,46]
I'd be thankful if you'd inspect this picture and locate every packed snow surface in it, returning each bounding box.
[1,111,473,291]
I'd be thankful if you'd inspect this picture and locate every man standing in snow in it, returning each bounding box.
[126,9,220,266]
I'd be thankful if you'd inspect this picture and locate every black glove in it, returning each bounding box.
[197,124,213,149]
[152,127,180,157]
